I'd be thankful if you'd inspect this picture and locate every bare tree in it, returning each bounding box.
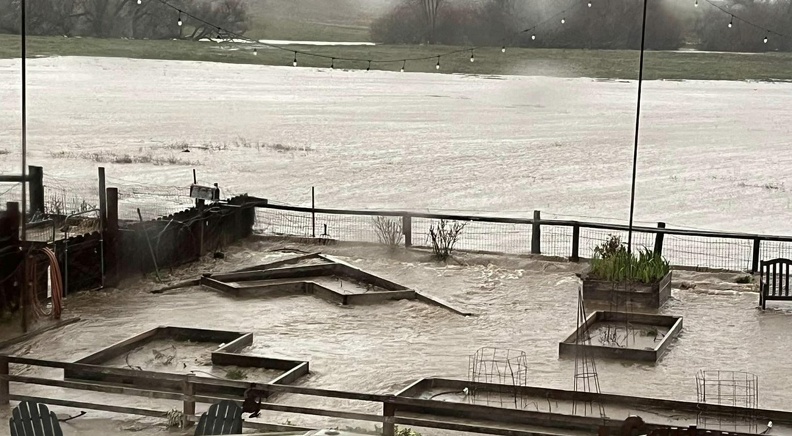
[418,0,443,43]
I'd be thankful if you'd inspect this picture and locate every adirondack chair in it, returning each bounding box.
[9,401,64,436]
[759,258,792,309]
[194,400,243,436]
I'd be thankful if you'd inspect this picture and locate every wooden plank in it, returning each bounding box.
[8,394,167,418]
[270,362,310,386]
[200,276,241,296]
[0,317,81,350]
[0,354,8,405]
[395,416,570,436]
[4,374,185,401]
[346,291,416,305]
[211,352,302,371]
[7,355,188,382]
[211,265,331,283]
[214,332,254,355]
[256,402,384,423]
[74,326,159,364]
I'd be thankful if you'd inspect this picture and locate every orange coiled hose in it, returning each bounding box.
[25,247,63,320]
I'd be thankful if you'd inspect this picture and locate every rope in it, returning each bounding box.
[25,248,64,320]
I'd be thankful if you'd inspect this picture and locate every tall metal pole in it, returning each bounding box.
[20,0,27,238]
[627,0,650,254]
[20,0,29,333]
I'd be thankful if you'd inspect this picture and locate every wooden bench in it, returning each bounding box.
[760,258,792,309]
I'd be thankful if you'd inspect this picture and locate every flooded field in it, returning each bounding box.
[1,238,791,434]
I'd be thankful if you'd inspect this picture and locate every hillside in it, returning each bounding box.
[244,0,398,41]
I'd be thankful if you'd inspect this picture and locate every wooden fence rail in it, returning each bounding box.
[254,202,792,273]
[0,354,721,436]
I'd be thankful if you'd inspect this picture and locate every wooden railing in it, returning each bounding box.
[255,201,792,273]
[0,354,634,436]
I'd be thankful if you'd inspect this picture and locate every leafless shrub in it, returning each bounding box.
[372,216,403,249]
[428,219,466,261]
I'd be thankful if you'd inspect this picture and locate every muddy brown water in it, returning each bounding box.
[1,239,791,434]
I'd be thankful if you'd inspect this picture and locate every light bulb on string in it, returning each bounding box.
[587,1,592,7]
[561,17,566,24]
[253,48,257,56]
[728,16,733,28]
[501,45,506,53]
[764,34,768,43]
[531,33,536,41]
[470,50,475,63]
[694,0,698,7]
[177,11,182,26]
[292,52,298,67]
[136,0,141,5]
[436,56,441,70]
[400,60,405,72]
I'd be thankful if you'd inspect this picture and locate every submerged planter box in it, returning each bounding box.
[558,311,683,362]
[580,271,672,309]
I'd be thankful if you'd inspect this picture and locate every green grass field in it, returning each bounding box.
[1,34,792,81]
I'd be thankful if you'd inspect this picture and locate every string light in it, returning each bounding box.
[435,56,441,70]
[253,48,257,56]
[561,17,566,24]
[728,16,733,28]
[400,61,405,73]
[136,0,142,4]
[470,50,475,63]
[531,33,536,41]
[694,0,698,7]
[764,34,768,43]
[501,45,506,53]
[292,52,297,67]
[587,1,592,7]
[177,11,182,26]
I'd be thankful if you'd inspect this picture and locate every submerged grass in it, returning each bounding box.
[2,34,792,81]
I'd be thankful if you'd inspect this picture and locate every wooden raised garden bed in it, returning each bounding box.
[579,271,672,310]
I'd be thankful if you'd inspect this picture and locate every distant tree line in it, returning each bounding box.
[371,0,792,52]
[0,0,248,40]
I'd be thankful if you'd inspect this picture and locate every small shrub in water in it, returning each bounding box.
[429,219,466,261]
[225,368,247,380]
[371,216,403,249]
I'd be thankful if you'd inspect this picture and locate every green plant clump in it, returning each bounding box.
[589,235,670,284]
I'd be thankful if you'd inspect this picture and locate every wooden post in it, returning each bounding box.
[198,200,205,258]
[570,224,580,262]
[98,167,107,230]
[654,222,666,256]
[105,188,120,287]
[382,402,396,436]
[182,377,195,428]
[0,354,9,405]
[752,237,761,274]
[403,215,412,248]
[531,210,541,255]
[28,165,44,215]
[311,187,316,238]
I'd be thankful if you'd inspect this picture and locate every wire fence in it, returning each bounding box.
[254,205,792,273]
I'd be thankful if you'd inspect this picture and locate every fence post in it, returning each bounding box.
[382,402,396,436]
[0,354,9,405]
[752,237,761,274]
[98,167,107,230]
[531,210,541,255]
[183,376,195,428]
[28,165,44,215]
[654,222,666,256]
[105,188,119,287]
[570,224,580,262]
[403,215,412,248]
[311,187,316,238]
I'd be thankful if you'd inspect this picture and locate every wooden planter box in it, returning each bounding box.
[580,271,672,309]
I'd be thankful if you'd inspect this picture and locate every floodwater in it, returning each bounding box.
[1,239,791,434]
[1,57,792,234]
